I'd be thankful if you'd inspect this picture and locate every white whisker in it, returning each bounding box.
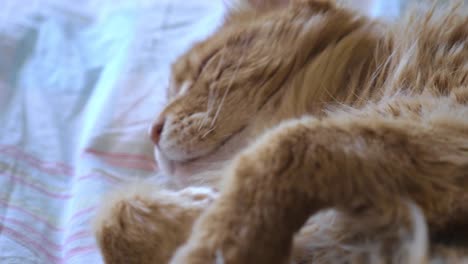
[201,126,216,138]
[210,53,244,128]
[196,48,228,132]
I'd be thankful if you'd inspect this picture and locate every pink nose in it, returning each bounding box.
[149,116,165,145]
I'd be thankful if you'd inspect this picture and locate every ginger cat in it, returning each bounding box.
[94,0,468,263]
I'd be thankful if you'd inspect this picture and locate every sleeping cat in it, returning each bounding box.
[94,0,468,263]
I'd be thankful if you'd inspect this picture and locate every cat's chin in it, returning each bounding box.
[154,148,207,184]
[154,128,251,186]
[154,147,229,187]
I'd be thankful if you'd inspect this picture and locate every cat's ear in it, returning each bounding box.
[223,0,289,12]
[248,0,290,10]
[294,0,386,18]
[223,0,335,12]
[292,0,336,11]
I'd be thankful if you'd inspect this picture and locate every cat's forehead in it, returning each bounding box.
[172,9,301,77]
[169,0,345,92]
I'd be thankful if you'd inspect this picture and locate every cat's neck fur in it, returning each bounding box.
[255,3,468,131]
[249,5,390,131]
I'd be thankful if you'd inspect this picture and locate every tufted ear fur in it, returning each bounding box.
[224,0,288,11]
[224,0,383,17]
[247,0,290,10]
[224,0,336,13]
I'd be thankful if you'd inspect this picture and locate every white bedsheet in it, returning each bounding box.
[0,1,225,263]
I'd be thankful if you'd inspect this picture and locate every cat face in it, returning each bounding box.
[150,0,369,182]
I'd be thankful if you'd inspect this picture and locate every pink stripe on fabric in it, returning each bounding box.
[3,226,61,263]
[67,206,97,225]
[4,218,62,251]
[0,145,72,170]
[4,226,99,263]
[84,148,155,163]
[112,90,152,125]
[64,230,91,244]
[0,145,73,175]
[6,218,95,248]
[85,148,157,171]
[64,245,98,259]
[1,172,72,199]
[77,172,120,184]
[0,200,64,231]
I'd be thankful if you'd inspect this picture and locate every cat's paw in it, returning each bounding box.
[170,241,223,264]
[94,191,166,263]
[94,184,217,264]
[169,212,242,264]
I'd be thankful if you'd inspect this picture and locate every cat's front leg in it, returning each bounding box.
[170,117,351,264]
[170,105,468,264]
